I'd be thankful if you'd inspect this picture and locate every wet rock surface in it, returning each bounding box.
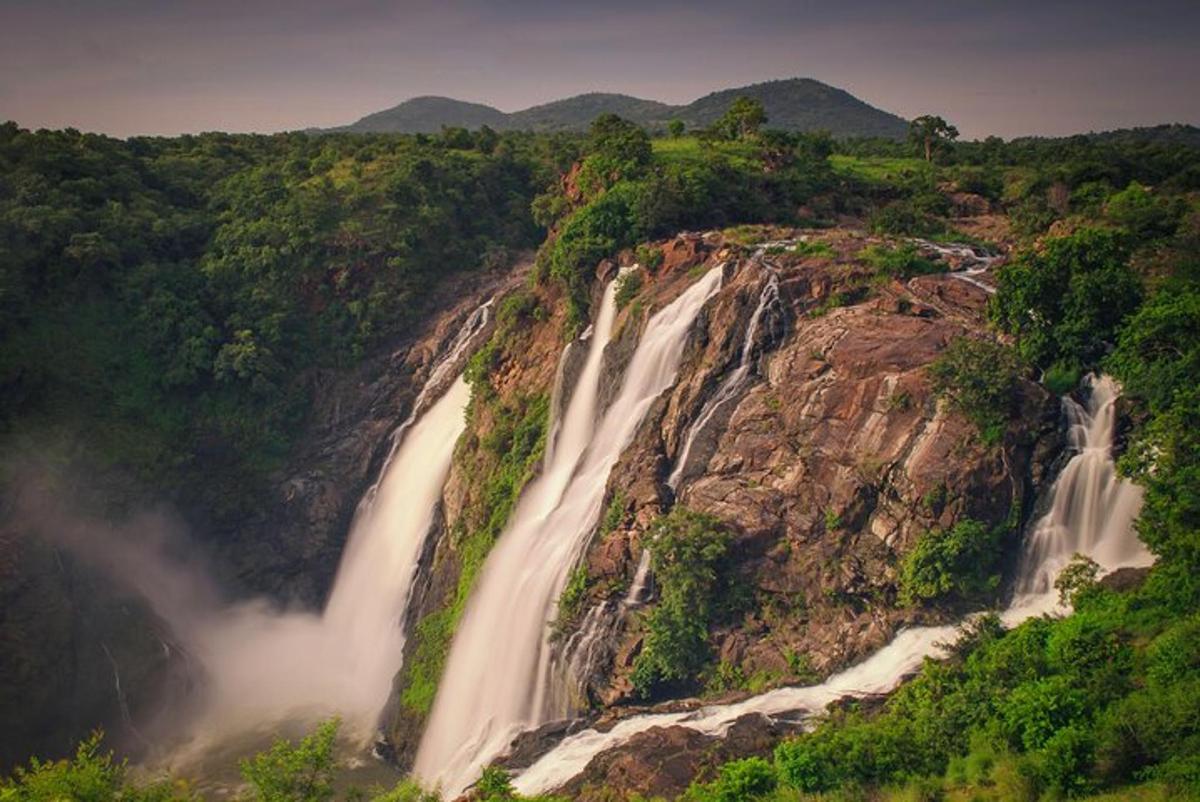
[559,713,804,802]
[553,227,1058,748]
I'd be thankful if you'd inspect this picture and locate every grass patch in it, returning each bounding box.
[830,154,932,184]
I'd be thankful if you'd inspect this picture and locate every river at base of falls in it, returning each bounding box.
[512,374,1154,796]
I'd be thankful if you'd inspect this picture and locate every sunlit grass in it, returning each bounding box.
[830,154,930,184]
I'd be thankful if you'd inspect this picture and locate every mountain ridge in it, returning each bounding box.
[329,78,912,139]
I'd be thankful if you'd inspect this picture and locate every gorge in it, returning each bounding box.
[2,114,1198,802]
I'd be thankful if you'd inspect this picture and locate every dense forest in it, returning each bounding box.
[2,99,1200,802]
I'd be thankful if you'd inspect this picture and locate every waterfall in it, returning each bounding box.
[668,267,782,491]
[414,267,724,796]
[1008,374,1153,611]
[167,305,486,762]
[558,265,784,706]
[909,238,1000,295]
[511,374,1153,795]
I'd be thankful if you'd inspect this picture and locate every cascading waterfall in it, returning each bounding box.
[910,238,1001,295]
[168,304,488,762]
[560,264,785,702]
[415,267,725,796]
[511,374,1153,795]
[1008,374,1153,612]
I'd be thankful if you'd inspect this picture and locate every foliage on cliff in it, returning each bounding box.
[0,123,551,515]
[631,508,734,698]
[533,114,836,330]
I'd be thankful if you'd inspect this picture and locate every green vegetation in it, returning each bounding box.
[614,268,644,309]
[704,97,768,142]
[899,519,1005,605]
[990,227,1141,369]
[0,719,572,802]
[239,720,339,802]
[860,242,941,280]
[0,733,197,801]
[0,123,550,518]
[631,507,734,698]
[685,572,1200,802]
[928,337,1024,445]
[537,115,836,328]
[908,115,960,163]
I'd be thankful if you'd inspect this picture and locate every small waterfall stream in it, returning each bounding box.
[512,374,1153,795]
[668,267,782,490]
[415,267,725,796]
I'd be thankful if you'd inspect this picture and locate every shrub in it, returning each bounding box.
[860,242,941,280]
[631,508,732,697]
[711,757,777,802]
[239,718,339,802]
[0,732,198,802]
[990,228,1140,368]
[1043,360,1082,396]
[899,519,1004,605]
[634,243,665,270]
[1105,182,1180,241]
[614,269,644,309]
[868,201,946,238]
[475,766,515,801]
[928,337,1022,444]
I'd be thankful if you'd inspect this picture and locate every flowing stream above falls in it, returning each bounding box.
[511,374,1154,796]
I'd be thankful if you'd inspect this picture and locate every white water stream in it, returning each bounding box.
[512,374,1152,795]
[668,266,781,490]
[415,267,725,796]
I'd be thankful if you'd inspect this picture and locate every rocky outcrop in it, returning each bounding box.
[559,713,803,801]
[556,227,1059,712]
[0,525,191,770]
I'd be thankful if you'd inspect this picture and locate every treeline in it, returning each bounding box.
[836,128,1200,241]
[0,123,559,516]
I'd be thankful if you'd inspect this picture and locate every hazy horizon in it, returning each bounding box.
[2,0,1199,140]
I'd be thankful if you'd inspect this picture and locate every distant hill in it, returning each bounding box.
[677,79,909,139]
[343,96,508,134]
[332,78,910,139]
[507,92,676,132]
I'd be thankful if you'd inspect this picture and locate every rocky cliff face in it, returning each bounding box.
[381,225,1061,790]
[556,230,1056,716]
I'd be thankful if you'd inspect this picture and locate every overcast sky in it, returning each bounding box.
[2,0,1198,139]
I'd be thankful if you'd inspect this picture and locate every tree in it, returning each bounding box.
[630,508,731,697]
[587,113,652,169]
[712,96,767,141]
[909,115,959,162]
[668,118,685,138]
[238,719,339,802]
